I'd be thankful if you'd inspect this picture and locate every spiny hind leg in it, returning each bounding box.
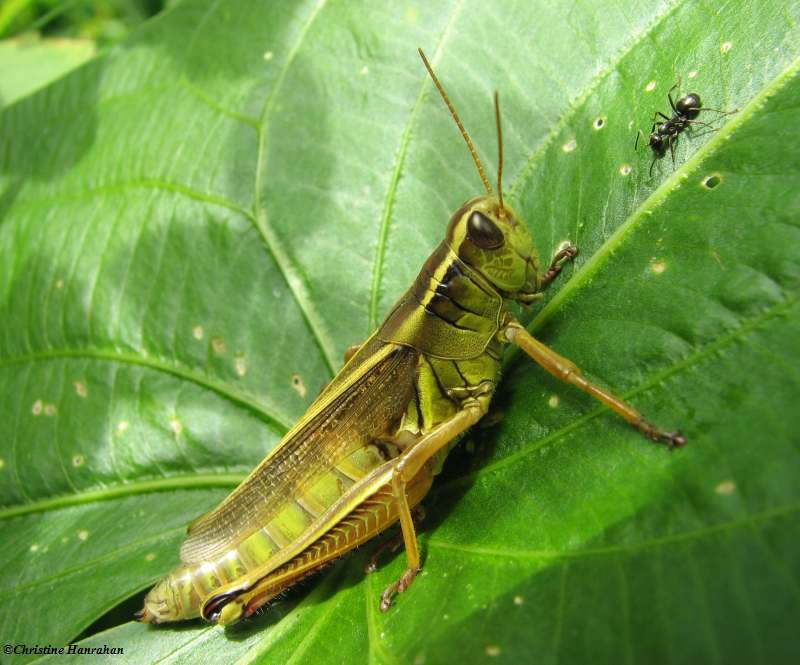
[539,242,579,290]
[365,505,425,574]
[380,405,484,612]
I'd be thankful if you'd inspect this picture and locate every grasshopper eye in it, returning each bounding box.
[467,211,504,249]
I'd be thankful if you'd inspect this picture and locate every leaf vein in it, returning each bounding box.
[367,0,466,331]
[0,347,291,433]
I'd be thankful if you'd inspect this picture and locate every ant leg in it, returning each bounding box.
[651,111,670,122]
[635,128,646,150]
[697,107,737,115]
[669,134,676,166]
[649,156,657,178]
[668,82,680,111]
[685,119,714,129]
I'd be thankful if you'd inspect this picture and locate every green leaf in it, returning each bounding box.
[0,33,95,108]
[1,1,799,664]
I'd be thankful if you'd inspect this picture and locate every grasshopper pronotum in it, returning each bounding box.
[138,48,684,626]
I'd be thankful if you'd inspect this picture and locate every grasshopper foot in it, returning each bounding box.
[380,566,420,612]
[635,417,687,450]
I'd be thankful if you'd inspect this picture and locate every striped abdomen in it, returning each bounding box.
[141,440,399,622]
[205,462,434,622]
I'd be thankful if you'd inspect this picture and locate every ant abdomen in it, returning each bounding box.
[675,93,702,119]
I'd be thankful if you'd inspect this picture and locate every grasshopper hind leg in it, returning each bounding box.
[365,505,425,574]
[379,405,485,612]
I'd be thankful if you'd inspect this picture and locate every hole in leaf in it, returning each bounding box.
[702,173,722,189]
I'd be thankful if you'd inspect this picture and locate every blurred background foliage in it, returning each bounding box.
[0,0,170,106]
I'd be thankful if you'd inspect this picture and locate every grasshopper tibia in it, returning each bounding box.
[504,320,686,449]
[365,505,425,574]
[381,405,485,612]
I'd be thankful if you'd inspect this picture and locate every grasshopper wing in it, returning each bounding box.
[180,339,418,564]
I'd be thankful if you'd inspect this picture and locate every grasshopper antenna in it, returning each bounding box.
[494,91,504,217]
[418,48,494,196]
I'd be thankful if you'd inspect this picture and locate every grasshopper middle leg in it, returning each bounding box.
[504,319,685,448]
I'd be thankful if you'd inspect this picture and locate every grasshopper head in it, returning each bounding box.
[446,196,540,300]
[418,49,540,302]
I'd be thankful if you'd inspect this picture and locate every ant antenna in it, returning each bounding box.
[418,48,494,196]
[494,91,504,216]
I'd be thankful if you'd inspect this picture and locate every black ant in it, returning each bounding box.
[636,82,734,176]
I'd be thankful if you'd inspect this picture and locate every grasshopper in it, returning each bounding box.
[138,49,685,627]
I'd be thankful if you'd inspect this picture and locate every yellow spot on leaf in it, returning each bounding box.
[650,260,667,274]
[44,403,57,416]
[291,374,307,397]
[645,80,657,92]
[145,552,157,562]
[548,395,559,408]
[263,50,273,61]
[32,399,43,415]
[55,278,64,289]
[562,138,577,153]
[720,41,732,54]
[0,457,4,470]
[72,454,85,467]
[619,164,632,176]
[212,337,226,355]
[235,354,247,377]
[73,380,88,398]
[78,530,89,541]
[715,480,736,495]
[30,544,39,552]
[117,420,130,435]
[688,70,698,79]
[192,325,204,340]
[486,645,501,657]
[170,418,183,435]
[513,595,524,605]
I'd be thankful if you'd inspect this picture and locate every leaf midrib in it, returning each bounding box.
[426,502,800,562]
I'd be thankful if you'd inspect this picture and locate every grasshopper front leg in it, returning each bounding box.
[539,242,578,291]
[504,320,685,448]
[380,404,485,611]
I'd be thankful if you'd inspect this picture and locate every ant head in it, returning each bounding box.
[676,93,702,119]
[649,132,667,156]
